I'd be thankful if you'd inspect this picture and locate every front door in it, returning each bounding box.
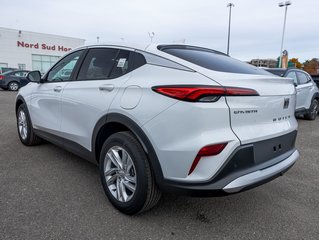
[30,50,84,135]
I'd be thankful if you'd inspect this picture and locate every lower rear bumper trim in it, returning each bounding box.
[222,149,299,193]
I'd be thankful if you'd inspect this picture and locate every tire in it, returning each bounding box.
[8,81,19,91]
[17,103,42,146]
[304,99,318,121]
[99,131,161,215]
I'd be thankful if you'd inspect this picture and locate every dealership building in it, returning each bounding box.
[0,27,85,73]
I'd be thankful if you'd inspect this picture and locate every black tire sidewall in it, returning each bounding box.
[306,99,318,120]
[99,132,149,214]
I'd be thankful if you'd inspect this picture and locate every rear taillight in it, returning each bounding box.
[152,85,259,102]
[188,143,228,175]
[0,76,4,80]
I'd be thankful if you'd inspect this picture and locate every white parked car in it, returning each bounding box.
[265,68,319,120]
[16,44,299,214]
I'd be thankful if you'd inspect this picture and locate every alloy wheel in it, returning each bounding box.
[103,146,137,202]
[9,82,19,91]
[18,110,28,140]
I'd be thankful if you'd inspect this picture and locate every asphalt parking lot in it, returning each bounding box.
[0,90,318,240]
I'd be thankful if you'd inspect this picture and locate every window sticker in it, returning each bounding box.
[117,58,126,68]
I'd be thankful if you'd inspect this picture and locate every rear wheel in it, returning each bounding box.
[17,104,42,145]
[8,81,19,91]
[99,131,161,215]
[304,99,318,120]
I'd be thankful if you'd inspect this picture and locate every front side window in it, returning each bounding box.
[77,48,119,80]
[296,72,309,85]
[47,51,83,82]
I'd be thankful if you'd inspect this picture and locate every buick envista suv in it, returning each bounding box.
[16,44,299,215]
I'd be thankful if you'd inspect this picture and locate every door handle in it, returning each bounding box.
[54,86,62,92]
[99,84,114,92]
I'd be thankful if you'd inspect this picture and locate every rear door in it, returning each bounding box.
[30,50,84,135]
[60,48,133,150]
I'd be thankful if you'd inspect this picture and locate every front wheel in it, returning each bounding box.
[99,131,161,215]
[304,99,318,120]
[16,104,42,145]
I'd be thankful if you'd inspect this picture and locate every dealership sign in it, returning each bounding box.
[17,41,72,52]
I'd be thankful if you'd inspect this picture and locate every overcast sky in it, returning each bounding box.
[1,0,318,62]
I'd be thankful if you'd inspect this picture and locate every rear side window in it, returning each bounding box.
[109,50,131,79]
[296,72,309,85]
[160,46,270,75]
[78,48,118,80]
[131,52,147,70]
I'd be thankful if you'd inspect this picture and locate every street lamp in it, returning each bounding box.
[148,32,155,43]
[278,1,292,68]
[227,3,235,55]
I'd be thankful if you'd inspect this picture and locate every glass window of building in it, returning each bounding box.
[32,54,60,73]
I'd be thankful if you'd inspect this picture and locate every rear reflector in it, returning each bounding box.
[188,143,228,175]
[152,85,258,102]
[0,76,4,80]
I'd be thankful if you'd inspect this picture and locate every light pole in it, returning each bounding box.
[227,3,235,55]
[278,1,292,68]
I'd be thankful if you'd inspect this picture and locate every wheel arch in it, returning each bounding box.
[92,113,164,185]
[15,95,26,114]
[312,92,319,101]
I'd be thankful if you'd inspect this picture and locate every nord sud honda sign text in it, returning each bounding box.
[17,41,72,52]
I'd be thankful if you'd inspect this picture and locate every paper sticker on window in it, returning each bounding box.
[117,58,126,68]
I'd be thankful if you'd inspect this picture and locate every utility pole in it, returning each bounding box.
[278,1,292,68]
[227,3,235,55]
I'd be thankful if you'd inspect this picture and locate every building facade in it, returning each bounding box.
[0,27,85,73]
[250,58,278,68]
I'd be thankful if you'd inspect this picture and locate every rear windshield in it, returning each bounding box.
[159,46,270,75]
[265,69,286,76]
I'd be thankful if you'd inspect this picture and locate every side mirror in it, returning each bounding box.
[27,71,42,83]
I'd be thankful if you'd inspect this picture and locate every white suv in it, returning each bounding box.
[16,44,299,215]
[265,68,319,120]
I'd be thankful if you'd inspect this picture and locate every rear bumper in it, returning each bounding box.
[158,131,299,196]
[223,149,298,193]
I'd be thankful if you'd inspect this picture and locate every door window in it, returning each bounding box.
[109,50,131,78]
[296,72,310,85]
[77,48,119,80]
[47,51,83,82]
[286,71,298,85]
